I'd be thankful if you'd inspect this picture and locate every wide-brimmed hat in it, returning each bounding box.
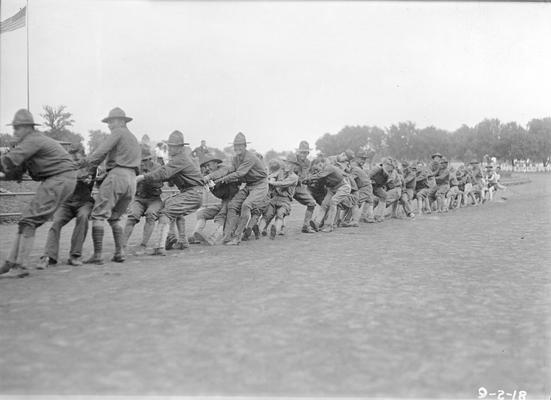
[297,140,313,152]
[8,109,40,127]
[440,157,449,164]
[285,153,300,165]
[230,132,251,146]
[165,130,189,146]
[470,159,480,165]
[101,107,133,123]
[200,155,223,167]
[431,152,443,159]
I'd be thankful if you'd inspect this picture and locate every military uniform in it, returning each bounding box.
[82,108,141,264]
[264,161,299,238]
[308,163,351,232]
[141,131,204,252]
[123,151,163,252]
[42,147,95,267]
[204,133,268,245]
[292,141,318,233]
[0,110,76,277]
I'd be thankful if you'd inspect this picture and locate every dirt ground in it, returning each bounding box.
[0,175,550,397]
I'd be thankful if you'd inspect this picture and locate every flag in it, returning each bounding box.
[0,7,26,34]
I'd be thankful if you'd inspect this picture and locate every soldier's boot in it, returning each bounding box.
[424,198,432,214]
[374,202,386,222]
[152,218,170,256]
[85,223,105,265]
[269,223,277,240]
[140,219,155,249]
[122,219,137,249]
[252,224,261,239]
[230,212,250,245]
[206,224,224,246]
[391,202,400,218]
[321,205,337,232]
[165,220,178,248]
[1,234,22,274]
[242,214,259,241]
[301,206,316,233]
[222,211,240,244]
[15,225,36,270]
[359,203,376,223]
[173,217,189,250]
[110,221,125,262]
[190,219,207,244]
[342,206,361,227]
[456,193,463,208]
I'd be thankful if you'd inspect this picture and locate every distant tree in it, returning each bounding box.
[40,105,75,131]
[385,121,417,160]
[527,118,551,165]
[88,129,109,154]
[315,125,387,156]
[40,105,83,146]
[264,149,289,163]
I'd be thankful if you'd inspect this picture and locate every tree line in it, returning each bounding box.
[1,105,550,166]
[315,118,551,165]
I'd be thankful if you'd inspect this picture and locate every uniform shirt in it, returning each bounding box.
[349,165,372,189]
[293,155,311,183]
[136,161,163,198]
[368,165,390,187]
[415,169,430,190]
[449,172,460,187]
[269,170,299,200]
[308,164,345,190]
[206,150,267,185]
[67,167,96,204]
[0,131,75,181]
[208,166,240,200]
[85,127,141,174]
[142,151,203,191]
[434,166,450,185]
[385,170,402,189]
[403,169,417,190]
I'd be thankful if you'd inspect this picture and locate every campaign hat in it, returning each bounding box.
[8,109,40,127]
[101,107,133,123]
[199,155,223,168]
[165,130,189,146]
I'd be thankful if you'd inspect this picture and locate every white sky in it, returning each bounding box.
[1,0,550,153]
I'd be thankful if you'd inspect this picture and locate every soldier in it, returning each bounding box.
[0,109,77,278]
[396,160,416,218]
[136,130,204,255]
[429,157,451,213]
[191,155,239,245]
[192,140,210,160]
[306,157,351,233]
[414,162,431,214]
[264,155,299,238]
[38,144,96,268]
[81,107,141,264]
[368,158,394,222]
[445,167,462,210]
[341,150,373,227]
[292,141,318,233]
[122,146,163,255]
[202,132,268,246]
[469,160,485,205]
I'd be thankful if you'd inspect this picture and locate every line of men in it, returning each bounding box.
[0,107,506,279]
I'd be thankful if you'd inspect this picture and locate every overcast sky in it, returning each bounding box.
[1,0,550,153]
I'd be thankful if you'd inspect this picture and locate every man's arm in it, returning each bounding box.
[270,172,298,188]
[83,131,121,169]
[0,138,37,180]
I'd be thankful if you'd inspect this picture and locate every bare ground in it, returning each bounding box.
[0,175,550,397]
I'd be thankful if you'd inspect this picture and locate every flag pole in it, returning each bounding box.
[26,0,30,110]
